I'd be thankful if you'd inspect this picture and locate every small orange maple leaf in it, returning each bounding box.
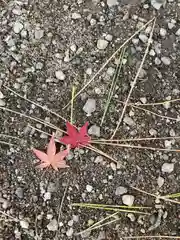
[32,134,69,171]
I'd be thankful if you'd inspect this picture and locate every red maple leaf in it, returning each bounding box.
[32,135,69,171]
[60,122,91,148]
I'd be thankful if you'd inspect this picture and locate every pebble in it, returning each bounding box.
[72,12,81,19]
[123,116,135,126]
[105,34,113,41]
[107,67,115,76]
[151,0,166,10]
[44,192,51,201]
[94,156,103,163]
[139,33,148,43]
[0,99,5,106]
[70,44,77,52]
[12,8,22,15]
[149,49,156,56]
[127,213,136,222]
[155,57,161,65]
[157,176,164,188]
[161,163,174,173]
[36,62,44,70]
[68,220,74,227]
[86,185,93,192]
[122,195,135,206]
[20,220,29,229]
[97,39,109,50]
[175,28,180,36]
[86,68,92,75]
[83,98,96,116]
[107,0,118,7]
[161,56,171,65]
[164,140,172,148]
[88,125,100,137]
[15,187,24,199]
[140,97,147,104]
[110,162,117,171]
[13,22,23,34]
[34,29,44,39]
[169,129,175,137]
[115,186,128,196]
[149,128,157,136]
[66,228,74,237]
[159,28,167,37]
[47,219,58,231]
[55,70,66,80]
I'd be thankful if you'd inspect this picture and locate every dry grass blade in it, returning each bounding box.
[0,107,62,131]
[0,210,19,222]
[101,47,126,126]
[0,140,17,146]
[163,193,180,199]
[85,144,118,163]
[123,236,180,239]
[92,141,180,153]
[72,203,151,209]
[0,134,21,140]
[4,86,67,122]
[75,212,119,236]
[111,18,156,139]
[63,17,155,109]
[132,98,180,106]
[91,135,180,143]
[131,186,180,205]
[131,105,180,122]
[70,86,76,124]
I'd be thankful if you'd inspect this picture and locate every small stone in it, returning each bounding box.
[66,228,74,237]
[68,220,74,226]
[55,70,66,80]
[168,22,175,30]
[0,99,5,106]
[110,162,117,171]
[107,67,115,76]
[90,18,97,25]
[161,56,171,65]
[123,116,135,126]
[86,68,92,75]
[12,8,22,15]
[97,39,109,50]
[164,140,172,149]
[72,12,81,19]
[169,129,175,137]
[155,57,161,65]
[105,34,113,41]
[95,156,103,163]
[44,192,51,201]
[36,62,43,70]
[115,186,127,196]
[70,44,77,52]
[15,187,24,199]
[132,38,139,45]
[151,0,166,10]
[34,29,44,39]
[139,33,148,43]
[86,185,93,192]
[47,219,58,231]
[107,0,118,7]
[127,213,136,222]
[149,49,156,56]
[20,220,29,229]
[161,163,174,173]
[88,125,100,137]
[149,128,157,136]
[159,28,167,37]
[175,28,180,36]
[13,22,23,34]
[157,176,164,188]
[83,98,96,116]
[122,195,135,206]
[140,97,147,104]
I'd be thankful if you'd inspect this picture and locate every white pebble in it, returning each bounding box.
[159,28,167,37]
[155,57,161,65]
[175,28,180,36]
[72,12,81,19]
[34,29,44,39]
[149,128,157,136]
[122,195,135,206]
[161,56,171,65]
[161,163,174,173]
[0,99,6,106]
[86,185,93,192]
[86,68,92,75]
[83,98,96,116]
[13,22,23,34]
[88,125,100,137]
[151,0,165,10]
[20,220,29,229]
[140,97,147,104]
[70,44,77,52]
[107,0,118,7]
[44,192,51,201]
[97,39,109,50]
[95,156,103,163]
[107,67,115,76]
[115,186,127,196]
[164,140,172,149]
[47,219,58,231]
[157,176,164,188]
[55,70,66,80]
[139,33,148,43]
[0,91,4,99]
[105,34,113,41]
[110,162,117,171]
[66,228,74,237]
[123,116,135,126]
[149,49,156,56]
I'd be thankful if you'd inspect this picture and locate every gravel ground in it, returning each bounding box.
[1,0,180,239]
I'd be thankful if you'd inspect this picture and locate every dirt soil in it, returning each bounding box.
[1,0,180,239]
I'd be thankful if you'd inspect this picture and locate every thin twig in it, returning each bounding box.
[0,107,62,131]
[111,18,156,139]
[131,98,180,106]
[4,86,67,122]
[0,134,21,140]
[0,210,19,222]
[70,86,76,124]
[63,17,155,109]
[131,186,180,205]
[123,236,180,239]
[0,140,17,147]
